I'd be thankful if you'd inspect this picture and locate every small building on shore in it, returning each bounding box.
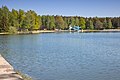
[69,25,81,31]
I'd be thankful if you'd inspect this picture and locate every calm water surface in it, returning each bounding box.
[0,32,120,80]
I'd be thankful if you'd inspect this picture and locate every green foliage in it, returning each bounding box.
[55,16,64,29]
[75,17,79,26]
[70,17,75,26]
[0,6,120,32]
[10,9,19,28]
[117,18,120,28]
[0,8,2,32]
[34,15,40,30]
[38,15,42,29]
[18,9,25,30]
[49,16,55,30]
[66,18,71,26]
[24,11,32,29]
[41,15,46,27]
[0,6,10,32]
[25,10,38,30]
[108,19,112,29]
[63,17,69,29]
[89,20,94,30]
[103,18,108,29]
[85,19,89,29]
[46,16,51,30]
[79,18,86,29]
[8,26,17,34]
[95,18,103,29]
[64,21,68,30]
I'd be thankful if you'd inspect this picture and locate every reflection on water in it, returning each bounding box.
[0,33,120,80]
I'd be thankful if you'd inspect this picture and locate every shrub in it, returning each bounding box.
[8,26,17,34]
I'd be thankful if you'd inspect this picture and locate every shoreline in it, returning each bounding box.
[83,29,120,32]
[0,30,55,35]
[0,29,120,35]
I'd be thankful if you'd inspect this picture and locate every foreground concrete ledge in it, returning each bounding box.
[0,55,23,80]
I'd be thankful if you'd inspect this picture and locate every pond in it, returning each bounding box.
[0,32,120,80]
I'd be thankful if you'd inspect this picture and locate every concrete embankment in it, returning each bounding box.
[0,55,23,80]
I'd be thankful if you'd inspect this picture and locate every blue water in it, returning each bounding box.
[0,32,120,80]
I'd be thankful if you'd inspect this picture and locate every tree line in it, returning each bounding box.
[0,6,120,32]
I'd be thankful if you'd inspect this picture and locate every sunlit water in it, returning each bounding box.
[0,32,120,80]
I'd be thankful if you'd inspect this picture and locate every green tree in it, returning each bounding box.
[116,18,120,28]
[63,17,69,30]
[75,17,79,26]
[25,10,36,30]
[112,17,117,28]
[103,18,108,29]
[64,21,68,30]
[24,11,31,30]
[33,14,40,30]
[55,16,64,29]
[8,26,17,34]
[2,6,120,32]
[46,15,51,30]
[0,8,3,31]
[85,19,89,29]
[10,9,19,29]
[49,16,55,30]
[70,17,75,26]
[18,9,25,30]
[108,19,112,29]
[0,6,10,32]
[79,17,86,29]
[95,19,103,29]
[41,15,46,27]
[89,20,94,30]
[66,17,71,27]
[38,15,42,30]
[21,15,30,31]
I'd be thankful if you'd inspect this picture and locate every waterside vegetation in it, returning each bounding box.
[0,6,120,34]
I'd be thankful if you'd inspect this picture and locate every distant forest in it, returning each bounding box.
[0,6,120,32]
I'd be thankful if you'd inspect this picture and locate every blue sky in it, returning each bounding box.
[0,0,120,17]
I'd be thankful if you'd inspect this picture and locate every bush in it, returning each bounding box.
[8,26,17,34]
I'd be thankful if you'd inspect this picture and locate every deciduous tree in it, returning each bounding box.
[79,17,86,29]
[108,19,112,29]
[55,16,64,29]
